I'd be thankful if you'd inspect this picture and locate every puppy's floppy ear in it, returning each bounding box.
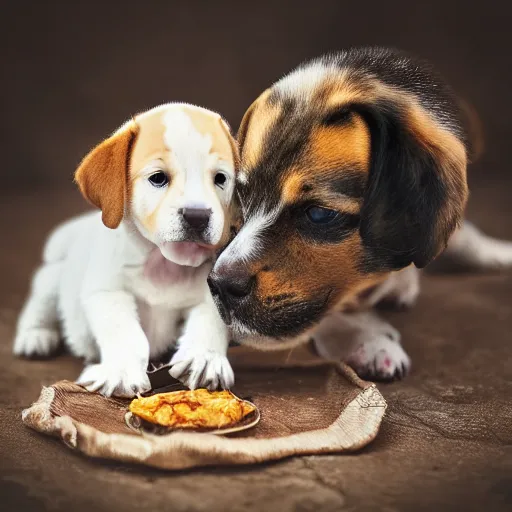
[74,122,139,229]
[356,103,468,270]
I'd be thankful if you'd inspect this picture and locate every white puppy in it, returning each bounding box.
[14,103,238,396]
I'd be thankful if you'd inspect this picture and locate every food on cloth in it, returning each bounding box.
[129,388,256,430]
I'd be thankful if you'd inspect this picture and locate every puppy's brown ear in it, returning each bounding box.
[356,103,468,270]
[75,122,139,229]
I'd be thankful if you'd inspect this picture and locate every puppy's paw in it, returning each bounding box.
[76,362,151,397]
[345,337,411,382]
[169,348,234,390]
[14,328,60,358]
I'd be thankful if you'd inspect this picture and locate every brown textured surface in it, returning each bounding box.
[51,383,133,435]
[1,0,512,510]
[20,361,381,470]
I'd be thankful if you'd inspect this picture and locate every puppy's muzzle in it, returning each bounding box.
[208,263,255,323]
[178,207,212,232]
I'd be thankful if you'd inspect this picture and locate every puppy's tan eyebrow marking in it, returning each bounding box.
[281,171,306,204]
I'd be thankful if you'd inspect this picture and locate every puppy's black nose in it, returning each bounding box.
[179,208,211,231]
[208,264,255,300]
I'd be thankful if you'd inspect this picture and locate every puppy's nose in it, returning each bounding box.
[208,263,255,300]
[178,207,211,231]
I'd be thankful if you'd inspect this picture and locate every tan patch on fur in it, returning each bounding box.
[281,170,363,214]
[143,190,167,234]
[256,270,291,299]
[129,110,168,179]
[406,102,467,180]
[187,110,235,166]
[127,109,170,234]
[404,101,468,258]
[75,123,139,229]
[238,90,281,170]
[308,114,371,172]
[281,172,305,204]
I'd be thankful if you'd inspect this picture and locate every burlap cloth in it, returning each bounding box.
[21,344,386,470]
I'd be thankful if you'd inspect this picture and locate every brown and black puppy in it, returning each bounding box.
[209,47,512,380]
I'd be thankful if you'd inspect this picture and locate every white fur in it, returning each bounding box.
[276,61,341,101]
[311,310,411,380]
[215,204,282,266]
[14,104,236,396]
[443,221,512,269]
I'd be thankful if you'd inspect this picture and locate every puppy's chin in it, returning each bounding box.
[161,241,214,267]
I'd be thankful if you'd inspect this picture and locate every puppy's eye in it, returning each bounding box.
[214,172,227,189]
[305,206,338,224]
[148,171,169,188]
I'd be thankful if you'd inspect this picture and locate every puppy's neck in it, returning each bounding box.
[143,247,207,287]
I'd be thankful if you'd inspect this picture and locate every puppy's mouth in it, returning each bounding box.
[161,241,215,268]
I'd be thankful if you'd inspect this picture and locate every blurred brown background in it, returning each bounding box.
[1,1,510,190]
[1,2,512,511]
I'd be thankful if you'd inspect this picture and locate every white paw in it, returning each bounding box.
[169,348,234,390]
[345,336,411,381]
[13,328,60,357]
[76,362,151,397]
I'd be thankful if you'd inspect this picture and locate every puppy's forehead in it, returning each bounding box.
[130,103,234,170]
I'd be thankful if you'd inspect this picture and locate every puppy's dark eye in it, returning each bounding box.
[148,171,169,188]
[305,206,338,224]
[214,172,227,189]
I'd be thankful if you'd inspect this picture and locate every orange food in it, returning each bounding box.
[129,389,256,429]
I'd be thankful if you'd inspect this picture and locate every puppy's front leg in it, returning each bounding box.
[169,291,233,390]
[76,290,151,397]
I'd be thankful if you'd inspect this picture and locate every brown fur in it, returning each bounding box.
[75,123,139,229]
[237,90,280,170]
[307,117,371,172]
